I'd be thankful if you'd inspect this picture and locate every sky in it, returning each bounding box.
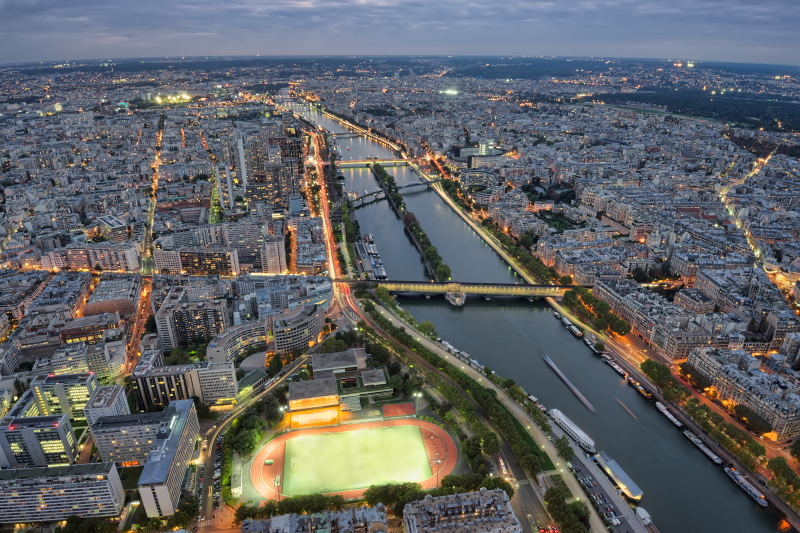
[0,0,798,66]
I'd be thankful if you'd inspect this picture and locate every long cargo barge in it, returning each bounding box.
[683,430,723,464]
[549,408,595,453]
[543,354,596,412]
[595,451,644,500]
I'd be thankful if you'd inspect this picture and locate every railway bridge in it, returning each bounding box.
[335,279,573,302]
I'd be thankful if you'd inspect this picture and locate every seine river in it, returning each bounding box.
[287,102,785,533]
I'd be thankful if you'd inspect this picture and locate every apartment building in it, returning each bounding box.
[138,400,199,517]
[0,462,125,523]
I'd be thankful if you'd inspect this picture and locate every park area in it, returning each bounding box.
[251,419,456,500]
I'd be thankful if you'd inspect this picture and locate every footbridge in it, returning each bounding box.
[349,178,444,207]
[335,280,573,298]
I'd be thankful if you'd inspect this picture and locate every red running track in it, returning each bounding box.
[250,418,457,501]
[382,402,415,417]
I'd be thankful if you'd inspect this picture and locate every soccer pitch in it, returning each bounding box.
[282,425,432,496]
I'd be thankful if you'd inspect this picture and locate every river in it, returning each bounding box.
[285,101,786,533]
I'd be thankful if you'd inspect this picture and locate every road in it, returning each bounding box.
[366,300,608,533]
[197,356,310,523]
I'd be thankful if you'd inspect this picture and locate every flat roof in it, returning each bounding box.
[239,370,268,389]
[138,400,195,486]
[86,385,125,410]
[361,369,387,386]
[289,379,338,402]
[0,462,114,482]
[92,411,165,430]
[312,350,359,373]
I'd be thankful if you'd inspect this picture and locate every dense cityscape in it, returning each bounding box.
[0,54,799,533]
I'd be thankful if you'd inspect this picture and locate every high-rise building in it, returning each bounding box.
[155,297,230,349]
[29,373,99,421]
[91,412,164,466]
[50,343,90,375]
[83,385,129,426]
[154,246,240,276]
[97,215,129,242]
[138,400,199,517]
[132,361,237,410]
[260,235,287,274]
[0,414,77,467]
[0,462,125,524]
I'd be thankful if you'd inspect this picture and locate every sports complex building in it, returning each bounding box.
[247,349,457,501]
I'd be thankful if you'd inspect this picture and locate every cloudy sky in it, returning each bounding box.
[0,0,798,65]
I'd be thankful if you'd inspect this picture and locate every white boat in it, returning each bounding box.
[445,291,466,306]
[683,430,723,464]
[636,507,652,526]
[655,401,683,428]
[725,467,768,507]
[550,408,595,453]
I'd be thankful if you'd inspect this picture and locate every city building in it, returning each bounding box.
[269,304,323,354]
[97,215,130,242]
[260,235,287,274]
[0,462,125,524]
[154,246,240,276]
[206,319,267,363]
[91,411,165,466]
[0,414,77,467]
[288,349,392,412]
[29,373,99,420]
[241,505,388,533]
[133,360,237,410]
[138,400,199,518]
[83,385,130,426]
[85,275,142,316]
[403,489,521,533]
[155,293,230,350]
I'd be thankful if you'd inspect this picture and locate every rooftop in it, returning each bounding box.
[289,378,338,402]
[138,399,195,486]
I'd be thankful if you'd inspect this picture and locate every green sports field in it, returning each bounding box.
[282,426,432,496]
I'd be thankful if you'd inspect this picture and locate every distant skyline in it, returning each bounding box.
[0,0,798,66]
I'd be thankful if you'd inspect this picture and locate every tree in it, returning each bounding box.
[144,314,157,333]
[594,342,605,352]
[559,275,573,286]
[418,321,437,339]
[435,263,452,281]
[481,432,500,455]
[480,476,515,498]
[268,354,283,376]
[389,374,404,393]
[733,405,772,435]
[56,516,115,533]
[555,435,575,462]
[791,439,800,462]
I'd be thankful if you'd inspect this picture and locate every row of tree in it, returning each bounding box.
[361,308,553,476]
[682,397,766,470]
[402,212,452,281]
[563,286,631,336]
[361,475,515,518]
[370,163,406,212]
[544,487,590,533]
[234,494,346,525]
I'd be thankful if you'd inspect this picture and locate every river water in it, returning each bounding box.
[286,101,785,533]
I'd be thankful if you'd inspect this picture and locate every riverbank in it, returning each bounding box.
[299,102,788,533]
[366,298,609,533]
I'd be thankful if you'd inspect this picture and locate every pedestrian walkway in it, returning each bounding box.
[557,427,647,533]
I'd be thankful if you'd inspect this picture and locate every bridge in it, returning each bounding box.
[335,279,573,299]
[335,159,409,168]
[349,178,444,207]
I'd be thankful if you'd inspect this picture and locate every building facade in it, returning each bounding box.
[0,462,125,524]
[138,400,199,517]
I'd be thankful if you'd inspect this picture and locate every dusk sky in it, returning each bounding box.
[1,0,798,65]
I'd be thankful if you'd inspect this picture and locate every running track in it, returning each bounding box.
[250,418,457,501]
